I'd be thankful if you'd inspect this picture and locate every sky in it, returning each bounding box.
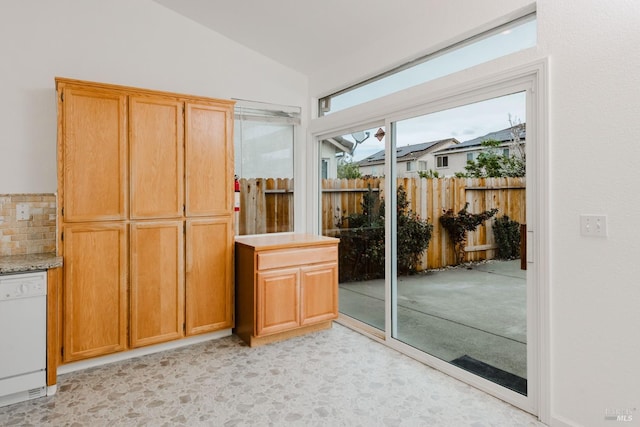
[324,16,535,161]
[344,91,526,161]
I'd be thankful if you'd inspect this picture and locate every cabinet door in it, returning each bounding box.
[60,87,127,222]
[130,96,184,219]
[300,263,338,326]
[130,221,184,348]
[256,268,300,336]
[62,223,127,362]
[185,217,233,335]
[185,102,234,217]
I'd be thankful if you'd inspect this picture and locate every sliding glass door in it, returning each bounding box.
[317,80,541,415]
[390,92,529,396]
[320,126,386,332]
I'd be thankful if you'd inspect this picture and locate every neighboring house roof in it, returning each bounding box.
[322,136,355,154]
[434,124,526,154]
[356,138,459,167]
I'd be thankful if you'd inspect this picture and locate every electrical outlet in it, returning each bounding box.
[580,214,607,237]
[16,203,30,221]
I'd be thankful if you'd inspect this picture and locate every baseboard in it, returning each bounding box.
[47,385,57,396]
[58,329,232,375]
[550,414,583,427]
[242,321,332,347]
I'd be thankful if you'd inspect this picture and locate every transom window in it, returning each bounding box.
[319,13,536,116]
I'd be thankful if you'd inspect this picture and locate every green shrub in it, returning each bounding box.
[337,160,362,179]
[493,215,521,260]
[439,203,498,265]
[417,169,440,179]
[457,139,525,178]
[335,186,384,281]
[336,185,432,281]
[396,186,433,275]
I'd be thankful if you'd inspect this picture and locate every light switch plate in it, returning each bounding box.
[580,214,607,237]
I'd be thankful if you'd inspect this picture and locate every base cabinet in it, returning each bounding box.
[235,234,339,347]
[300,264,338,325]
[257,268,300,336]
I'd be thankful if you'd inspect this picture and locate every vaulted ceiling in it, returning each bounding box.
[152,0,457,75]
[152,0,534,96]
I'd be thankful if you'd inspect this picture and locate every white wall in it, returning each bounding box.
[538,1,640,426]
[0,0,307,194]
[320,142,340,179]
[310,2,640,426]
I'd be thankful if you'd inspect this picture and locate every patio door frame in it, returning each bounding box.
[310,59,549,423]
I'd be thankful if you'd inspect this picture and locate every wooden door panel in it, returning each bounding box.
[63,223,127,362]
[185,102,233,216]
[300,263,338,326]
[130,221,184,347]
[61,87,127,222]
[185,217,233,335]
[130,96,184,219]
[256,268,300,336]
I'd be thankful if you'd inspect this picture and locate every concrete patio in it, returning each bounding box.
[338,259,527,391]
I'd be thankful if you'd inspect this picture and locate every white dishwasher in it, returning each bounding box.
[0,271,47,407]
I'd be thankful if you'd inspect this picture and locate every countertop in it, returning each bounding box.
[235,233,339,251]
[0,252,63,274]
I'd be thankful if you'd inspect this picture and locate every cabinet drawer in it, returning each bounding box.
[257,246,337,270]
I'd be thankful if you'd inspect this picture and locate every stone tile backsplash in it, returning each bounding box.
[0,194,57,256]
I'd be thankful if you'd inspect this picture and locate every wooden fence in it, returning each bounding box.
[405,177,525,269]
[239,177,525,269]
[237,178,294,235]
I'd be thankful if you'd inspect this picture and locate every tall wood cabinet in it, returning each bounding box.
[56,78,234,363]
